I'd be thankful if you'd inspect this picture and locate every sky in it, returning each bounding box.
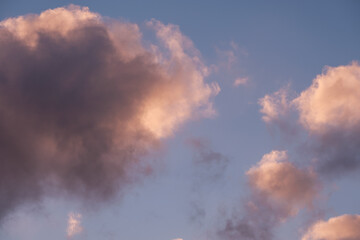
[0,1,360,240]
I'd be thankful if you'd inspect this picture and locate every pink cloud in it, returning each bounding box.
[294,62,360,134]
[67,212,83,239]
[259,86,292,124]
[302,214,360,240]
[247,150,320,214]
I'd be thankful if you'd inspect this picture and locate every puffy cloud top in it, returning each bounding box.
[294,62,360,134]
[302,214,360,240]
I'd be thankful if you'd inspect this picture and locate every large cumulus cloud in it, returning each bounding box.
[0,5,219,222]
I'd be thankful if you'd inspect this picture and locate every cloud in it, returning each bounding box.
[294,62,360,134]
[259,62,360,175]
[186,138,229,225]
[67,212,83,239]
[218,150,321,240]
[247,150,320,214]
[214,41,249,87]
[187,138,228,181]
[233,77,248,87]
[215,41,239,70]
[259,87,291,123]
[302,214,360,240]
[0,5,219,222]
[293,62,360,174]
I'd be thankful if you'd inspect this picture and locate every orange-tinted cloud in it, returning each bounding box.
[302,214,360,240]
[0,5,219,221]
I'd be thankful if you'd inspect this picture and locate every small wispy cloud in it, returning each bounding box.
[233,77,249,87]
[67,212,83,239]
[216,41,239,70]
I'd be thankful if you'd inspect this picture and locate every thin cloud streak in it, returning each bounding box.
[233,77,249,87]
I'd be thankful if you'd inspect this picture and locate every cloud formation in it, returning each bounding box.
[302,214,360,240]
[218,151,320,240]
[0,5,219,222]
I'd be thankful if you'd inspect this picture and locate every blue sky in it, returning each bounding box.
[0,1,360,240]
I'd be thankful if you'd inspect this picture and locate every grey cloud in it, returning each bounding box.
[0,5,218,222]
[186,138,229,225]
[187,138,228,181]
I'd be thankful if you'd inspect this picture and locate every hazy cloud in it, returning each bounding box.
[0,5,219,222]
[302,214,360,240]
[216,41,239,70]
[186,138,229,225]
[214,41,249,87]
[187,138,228,181]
